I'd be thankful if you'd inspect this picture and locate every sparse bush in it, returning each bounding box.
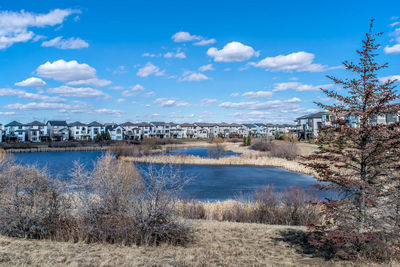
[71,155,192,246]
[250,139,273,152]
[0,163,70,240]
[110,144,152,158]
[270,143,298,160]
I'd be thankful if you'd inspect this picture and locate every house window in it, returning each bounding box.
[117,129,121,134]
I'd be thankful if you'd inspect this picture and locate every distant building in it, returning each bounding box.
[4,121,26,142]
[106,125,124,140]
[87,121,105,140]
[47,120,69,141]
[25,121,48,142]
[69,121,90,141]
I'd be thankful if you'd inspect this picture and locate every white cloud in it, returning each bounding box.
[0,111,16,116]
[88,108,123,116]
[194,38,216,46]
[66,78,111,87]
[15,77,46,87]
[0,88,66,102]
[5,102,72,110]
[207,42,259,62]
[230,92,239,97]
[110,86,124,90]
[272,82,333,92]
[379,75,400,83]
[199,98,217,106]
[142,52,161,57]
[179,71,209,82]
[219,98,302,111]
[390,21,400,27]
[142,91,156,97]
[36,59,96,81]
[198,64,214,72]
[250,51,325,72]
[112,65,127,75]
[41,36,88,49]
[116,98,125,103]
[0,9,78,49]
[172,31,201,42]
[154,98,189,107]
[164,51,186,59]
[47,85,107,98]
[136,62,164,77]
[242,90,273,98]
[384,44,400,54]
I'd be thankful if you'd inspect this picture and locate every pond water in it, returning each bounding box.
[165,147,241,158]
[11,151,327,201]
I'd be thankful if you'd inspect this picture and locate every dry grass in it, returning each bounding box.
[0,219,387,266]
[121,154,314,175]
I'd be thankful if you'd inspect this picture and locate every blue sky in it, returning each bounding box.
[0,0,399,124]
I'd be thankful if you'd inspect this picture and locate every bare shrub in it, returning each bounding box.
[109,144,152,158]
[0,164,70,240]
[227,138,242,143]
[71,154,192,246]
[250,139,273,152]
[208,137,226,159]
[270,143,298,160]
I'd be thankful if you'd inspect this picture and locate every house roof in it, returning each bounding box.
[5,121,23,127]
[242,123,255,128]
[180,123,196,127]
[87,121,104,127]
[68,121,87,127]
[151,121,166,126]
[137,122,152,127]
[47,120,68,126]
[195,123,216,127]
[25,120,46,126]
[105,125,124,131]
[120,121,137,127]
[296,111,330,120]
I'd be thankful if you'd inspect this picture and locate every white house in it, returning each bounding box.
[195,123,215,139]
[25,121,48,142]
[295,112,328,140]
[106,125,124,140]
[137,122,153,139]
[47,120,69,141]
[4,121,26,142]
[120,122,141,140]
[180,123,197,139]
[169,123,184,139]
[69,121,90,141]
[87,121,105,140]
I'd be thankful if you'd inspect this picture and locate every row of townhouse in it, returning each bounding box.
[295,106,400,140]
[0,120,296,142]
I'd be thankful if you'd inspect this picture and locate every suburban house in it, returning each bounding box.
[87,121,105,140]
[0,123,3,142]
[180,123,197,139]
[195,123,215,139]
[47,120,69,141]
[25,121,48,142]
[151,122,171,139]
[106,125,124,140]
[169,123,184,139]
[137,122,153,139]
[4,121,26,142]
[69,121,90,141]
[120,122,140,140]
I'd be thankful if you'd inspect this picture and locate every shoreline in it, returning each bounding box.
[4,146,109,153]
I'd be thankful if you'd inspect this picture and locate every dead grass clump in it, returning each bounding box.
[178,186,320,226]
[109,144,152,158]
[250,139,273,152]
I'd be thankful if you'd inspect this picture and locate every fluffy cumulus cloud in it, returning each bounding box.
[207,42,259,62]
[0,88,66,102]
[66,78,111,87]
[154,98,189,107]
[41,36,89,49]
[14,77,46,87]
[379,75,400,83]
[198,64,214,72]
[272,82,333,92]
[36,59,96,81]
[171,31,216,46]
[88,108,123,116]
[0,9,77,49]
[250,51,325,72]
[47,86,107,98]
[242,90,273,98]
[136,62,165,77]
[179,71,209,82]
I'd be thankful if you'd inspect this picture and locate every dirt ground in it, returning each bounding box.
[0,220,390,267]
